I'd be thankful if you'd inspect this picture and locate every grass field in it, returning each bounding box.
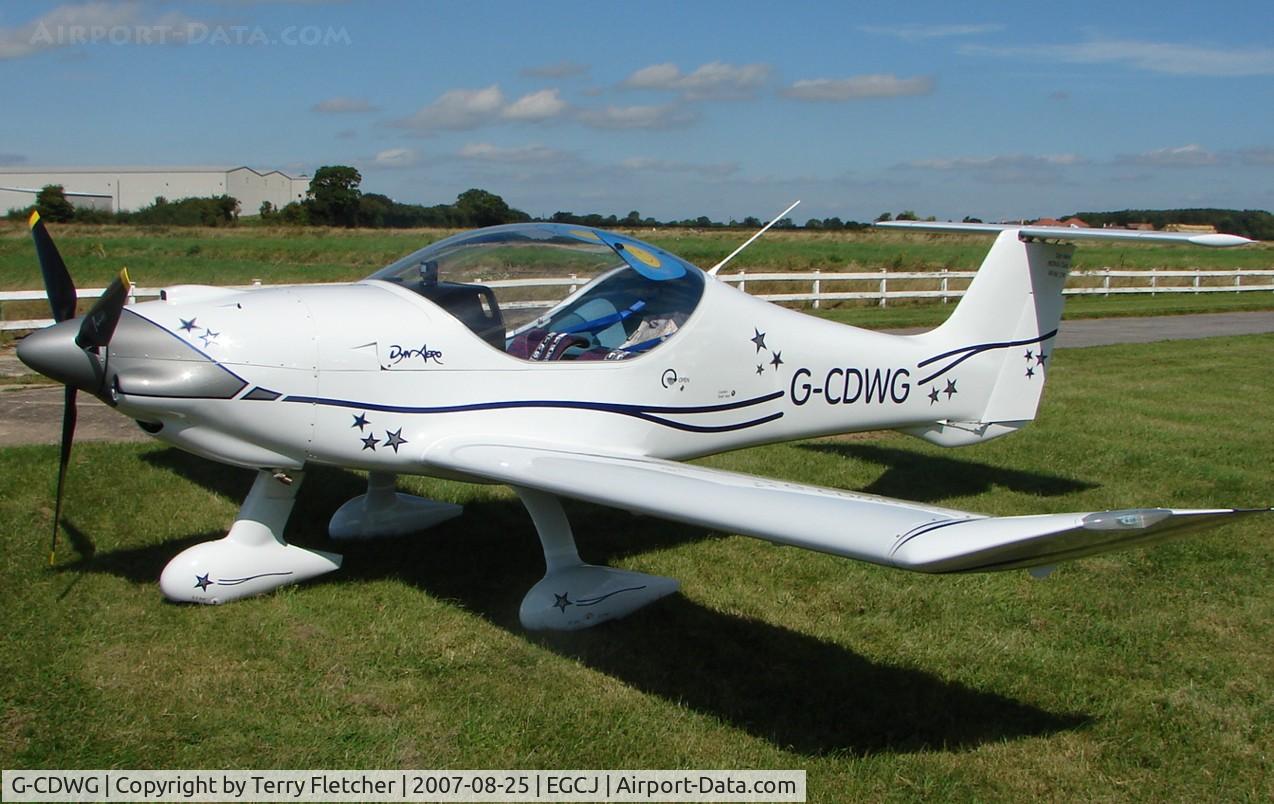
[3,222,1273,338]
[1,335,1270,800]
[2,222,1271,289]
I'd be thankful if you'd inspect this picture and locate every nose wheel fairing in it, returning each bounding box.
[159,469,340,604]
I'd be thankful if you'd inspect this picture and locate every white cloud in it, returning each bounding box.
[0,2,201,60]
[311,96,376,114]
[392,86,571,132]
[371,147,419,168]
[1234,146,1274,166]
[962,38,1274,77]
[1117,144,1220,167]
[620,157,740,178]
[501,89,568,121]
[899,153,1087,184]
[906,154,1087,170]
[620,61,771,99]
[858,23,1003,42]
[783,74,934,101]
[391,85,506,132]
[623,63,679,89]
[458,143,565,163]
[576,103,698,130]
[520,60,589,79]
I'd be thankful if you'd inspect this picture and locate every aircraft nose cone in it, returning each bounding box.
[16,320,103,391]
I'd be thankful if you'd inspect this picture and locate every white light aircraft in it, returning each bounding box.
[17,211,1269,629]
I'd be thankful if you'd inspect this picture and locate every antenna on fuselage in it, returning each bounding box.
[707,199,801,277]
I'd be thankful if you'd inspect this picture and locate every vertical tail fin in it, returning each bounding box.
[875,220,1250,446]
[905,230,1072,446]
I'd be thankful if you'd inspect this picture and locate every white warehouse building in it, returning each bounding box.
[0,166,311,216]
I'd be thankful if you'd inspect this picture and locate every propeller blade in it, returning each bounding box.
[75,268,132,350]
[29,211,78,323]
[50,385,77,566]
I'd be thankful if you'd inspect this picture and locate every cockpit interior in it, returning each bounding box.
[368,224,705,361]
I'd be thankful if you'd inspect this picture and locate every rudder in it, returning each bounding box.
[904,230,1072,446]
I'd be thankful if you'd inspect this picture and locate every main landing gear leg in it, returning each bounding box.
[159,469,341,604]
[515,487,678,631]
[328,471,463,540]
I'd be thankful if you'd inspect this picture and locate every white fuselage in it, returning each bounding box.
[111,275,1016,474]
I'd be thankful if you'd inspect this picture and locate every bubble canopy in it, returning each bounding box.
[367,224,706,361]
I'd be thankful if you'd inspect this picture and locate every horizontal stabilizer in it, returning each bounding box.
[875,220,1253,247]
[426,439,1269,573]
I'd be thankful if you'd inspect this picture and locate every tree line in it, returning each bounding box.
[1068,209,1274,241]
[7,165,1271,239]
[10,184,242,226]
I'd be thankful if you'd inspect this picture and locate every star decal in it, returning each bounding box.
[1026,366,1036,379]
[755,364,765,375]
[944,378,958,399]
[928,387,940,405]
[384,428,408,453]
[751,328,767,353]
[360,434,380,451]
[1037,352,1047,366]
[554,592,572,612]
[1024,349,1034,361]
[769,351,784,370]
[198,328,220,347]
[194,573,212,591]
[179,318,198,333]
[352,413,369,431]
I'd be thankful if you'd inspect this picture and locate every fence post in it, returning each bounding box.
[879,268,887,308]
[812,270,821,309]
[940,271,949,304]
[1151,272,1157,296]
[570,273,578,295]
[1103,268,1110,297]
[739,270,746,293]
[1193,270,1200,294]
[1235,273,1242,292]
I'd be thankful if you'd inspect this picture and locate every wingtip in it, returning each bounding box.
[119,267,132,289]
[28,210,40,229]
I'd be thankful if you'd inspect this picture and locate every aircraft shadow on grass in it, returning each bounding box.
[61,447,1089,757]
[799,442,1097,503]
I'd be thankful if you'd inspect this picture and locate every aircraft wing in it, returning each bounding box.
[426,439,1266,573]
[875,220,1253,247]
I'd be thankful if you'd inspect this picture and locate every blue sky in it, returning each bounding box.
[2,1,1271,223]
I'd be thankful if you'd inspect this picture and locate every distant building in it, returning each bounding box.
[1031,216,1089,228]
[1112,222,1155,231]
[0,166,310,216]
[1164,223,1218,234]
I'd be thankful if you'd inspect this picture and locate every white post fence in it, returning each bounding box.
[3,267,1274,332]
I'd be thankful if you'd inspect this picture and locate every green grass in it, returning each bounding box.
[1,336,1271,800]
[3,223,1272,331]
[820,291,1274,331]
[2,222,1270,290]
[642,228,1274,272]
